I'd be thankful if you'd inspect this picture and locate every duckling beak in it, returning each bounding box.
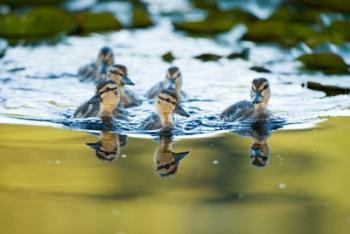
[100,63,109,75]
[174,104,190,117]
[251,92,263,104]
[250,148,262,157]
[173,151,189,163]
[166,79,176,90]
[86,142,101,151]
[122,75,135,86]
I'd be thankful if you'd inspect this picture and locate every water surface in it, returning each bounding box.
[0,117,349,234]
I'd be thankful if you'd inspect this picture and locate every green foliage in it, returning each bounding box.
[289,0,350,13]
[0,0,64,8]
[75,12,122,33]
[173,17,235,35]
[194,53,222,61]
[306,81,350,96]
[0,7,75,39]
[327,21,350,40]
[162,51,176,63]
[250,66,271,73]
[131,7,153,28]
[268,7,320,24]
[297,52,349,74]
[243,21,320,47]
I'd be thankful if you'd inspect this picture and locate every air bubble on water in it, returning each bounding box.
[277,183,286,189]
[121,154,127,158]
[212,160,219,165]
[55,160,61,164]
[112,208,121,216]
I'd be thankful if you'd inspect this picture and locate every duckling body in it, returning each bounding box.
[146,66,185,100]
[73,80,124,119]
[221,78,272,121]
[141,89,190,130]
[77,47,114,83]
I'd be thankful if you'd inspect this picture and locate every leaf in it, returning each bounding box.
[162,51,176,63]
[306,81,350,96]
[131,7,153,28]
[297,52,349,74]
[194,53,222,62]
[75,12,122,33]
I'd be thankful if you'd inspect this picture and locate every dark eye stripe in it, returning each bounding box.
[260,84,269,91]
[158,95,176,105]
[109,70,124,76]
[99,87,118,95]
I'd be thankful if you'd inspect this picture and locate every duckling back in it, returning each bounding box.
[140,113,162,130]
[73,95,99,118]
[221,100,254,122]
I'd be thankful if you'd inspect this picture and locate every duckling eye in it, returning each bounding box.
[263,84,269,90]
[166,98,171,102]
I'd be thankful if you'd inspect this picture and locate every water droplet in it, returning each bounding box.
[277,183,286,189]
[121,154,127,158]
[112,208,120,216]
[55,160,61,164]
[212,160,219,165]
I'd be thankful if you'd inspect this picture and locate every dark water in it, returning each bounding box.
[0,117,349,234]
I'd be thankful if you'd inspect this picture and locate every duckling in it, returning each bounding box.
[77,46,114,83]
[221,78,272,121]
[249,121,270,168]
[73,80,123,119]
[73,66,135,118]
[86,130,128,161]
[154,136,189,177]
[145,66,185,100]
[141,89,190,130]
[107,64,141,108]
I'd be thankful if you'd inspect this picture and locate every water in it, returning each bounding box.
[0,20,349,136]
[0,117,349,234]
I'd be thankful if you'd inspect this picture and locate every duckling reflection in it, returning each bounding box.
[78,46,114,82]
[86,130,128,161]
[146,66,185,100]
[241,120,271,168]
[154,135,189,177]
[221,78,272,121]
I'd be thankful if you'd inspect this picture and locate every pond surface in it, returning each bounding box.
[0,117,349,234]
[0,20,349,135]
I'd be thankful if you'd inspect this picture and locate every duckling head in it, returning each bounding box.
[96,80,120,118]
[98,46,114,74]
[249,142,270,168]
[86,131,120,161]
[156,89,190,121]
[250,78,270,108]
[164,66,183,91]
[154,138,189,177]
[107,64,135,86]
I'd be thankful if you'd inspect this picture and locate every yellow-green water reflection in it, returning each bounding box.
[0,118,349,234]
